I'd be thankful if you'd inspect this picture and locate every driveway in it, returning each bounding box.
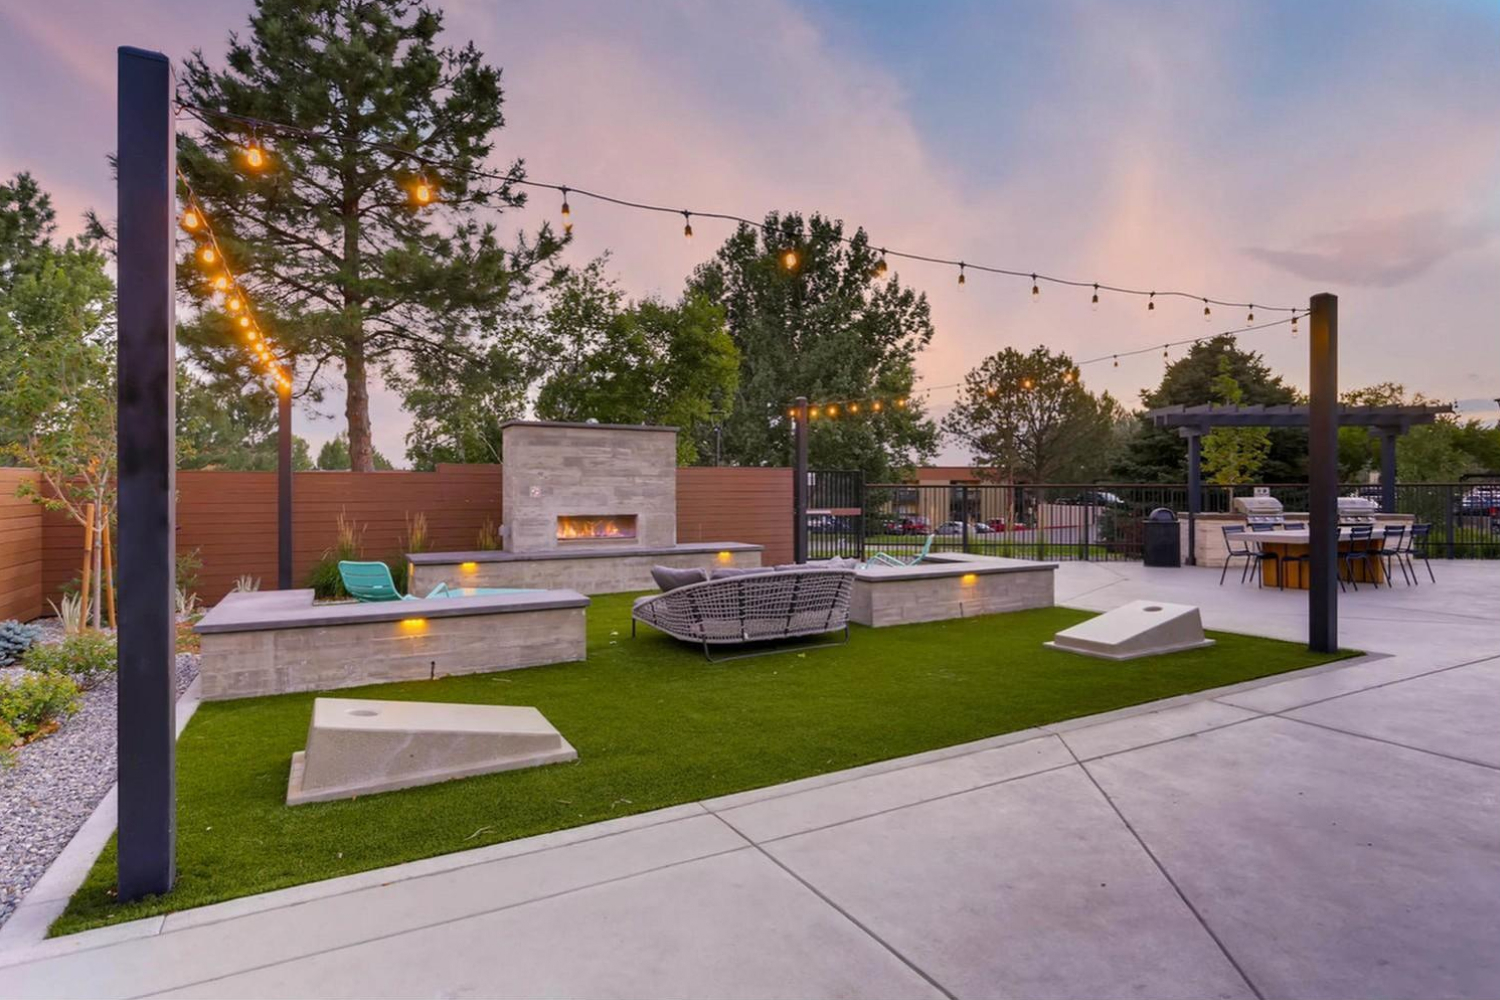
[4,562,1498,999]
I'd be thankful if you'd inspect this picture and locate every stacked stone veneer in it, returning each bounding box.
[502,421,677,553]
[850,556,1055,627]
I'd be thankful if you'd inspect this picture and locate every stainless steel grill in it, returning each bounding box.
[1232,495,1285,526]
[1337,496,1381,524]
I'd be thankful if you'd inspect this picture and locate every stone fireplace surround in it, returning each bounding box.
[410,421,762,595]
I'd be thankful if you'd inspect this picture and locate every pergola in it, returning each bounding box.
[1146,402,1453,565]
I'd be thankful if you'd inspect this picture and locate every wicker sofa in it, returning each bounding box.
[631,567,856,661]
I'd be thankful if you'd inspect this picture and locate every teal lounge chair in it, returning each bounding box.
[865,533,934,568]
[338,561,448,602]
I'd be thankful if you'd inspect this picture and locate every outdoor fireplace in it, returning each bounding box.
[557,514,638,542]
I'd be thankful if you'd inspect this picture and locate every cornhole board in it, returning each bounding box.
[1045,600,1215,661]
[287,698,576,805]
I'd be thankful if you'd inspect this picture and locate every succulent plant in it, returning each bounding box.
[0,619,43,667]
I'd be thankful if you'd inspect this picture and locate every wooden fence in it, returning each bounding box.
[0,469,44,621]
[5,464,793,614]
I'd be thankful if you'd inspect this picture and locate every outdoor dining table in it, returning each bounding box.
[1229,526,1387,589]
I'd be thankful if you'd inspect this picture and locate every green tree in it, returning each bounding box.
[400,342,529,468]
[316,432,392,471]
[1112,335,1305,482]
[1199,358,1271,485]
[0,173,117,627]
[534,260,739,465]
[942,347,1124,482]
[175,0,562,471]
[686,213,937,479]
[177,366,314,471]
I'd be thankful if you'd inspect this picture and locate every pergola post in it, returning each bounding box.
[277,383,294,589]
[115,45,177,900]
[1308,293,1339,653]
[1377,428,1398,514]
[792,397,809,564]
[1181,428,1203,565]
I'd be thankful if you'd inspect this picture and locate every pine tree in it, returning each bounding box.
[176,0,562,470]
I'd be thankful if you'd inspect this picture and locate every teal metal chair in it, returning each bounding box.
[338,561,448,602]
[865,533,935,568]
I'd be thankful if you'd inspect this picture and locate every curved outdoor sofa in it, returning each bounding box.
[631,567,855,661]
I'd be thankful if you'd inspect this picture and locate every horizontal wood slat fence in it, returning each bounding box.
[3,465,793,615]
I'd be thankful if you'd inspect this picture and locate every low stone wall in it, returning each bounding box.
[410,542,763,596]
[196,589,589,700]
[850,554,1055,627]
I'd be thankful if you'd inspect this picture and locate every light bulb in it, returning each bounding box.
[1163,344,1170,359]
[212,274,229,291]
[874,251,888,279]
[1147,292,1155,314]
[896,397,908,409]
[239,315,251,329]
[872,400,883,412]
[1247,305,1255,323]
[782,249,798,270]
[1063,370,1075,383]
[413,182,433,206]
[560,188,572,234]
[808,407,819,420]
[199,246,217,265]
[1021,378,1034,390]
[827,405,838,418]
[682,212,692,239]
[227,296,243,312]
[849,403,859,414]
[245,142,265,169]
[181,209,201,231]
[1091,284,1099,311]
[1113,356,1119,368]
[1031,274,1039,302]
[1203,298,1211,322]
[958,263,966,287]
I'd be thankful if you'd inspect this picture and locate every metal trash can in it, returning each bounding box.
[1142,507,1180,567]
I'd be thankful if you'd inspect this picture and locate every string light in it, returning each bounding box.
[1091,283,1099,311]
[198,246,217,265]
[872,400,883,412]
[1113,355,1119,367]
[1147,291,1155,314]
[1202,298,1211,322]
[682,211,693,240]
[826,404,839,418]
[848,402,859,414]
[177,101,1305,321]
[1163,344,1170,359]
[227,295,243,312]
[243,137,266,170]
[412,176,435,206]
[1021,377,1034,390]
[211,274,230,292]
[1030,274,1039,303]
[874,250,888,279]
[1247,304,1255,323]
[782,248,799,270]
[181,209,201,231]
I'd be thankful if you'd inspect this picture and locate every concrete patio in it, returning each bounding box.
[2,560,1497,999]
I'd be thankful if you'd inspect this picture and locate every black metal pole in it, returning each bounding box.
[1308,293,1339,653]
[278,383,293,590]
[793,397,808,564]
[1185,429,1202,566]
[116,45,176,901]
[1378,429,1397,514]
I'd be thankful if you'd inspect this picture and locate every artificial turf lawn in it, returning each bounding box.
[53,594,1355,934]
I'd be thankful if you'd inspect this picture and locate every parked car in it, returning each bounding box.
[935,521,964,536]
[899,517,932,536]
[1456,486,1500,516]
[985,518,1010,532]
[1054,490,1127,508]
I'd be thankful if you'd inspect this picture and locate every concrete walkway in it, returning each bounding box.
[3,562,1498,999]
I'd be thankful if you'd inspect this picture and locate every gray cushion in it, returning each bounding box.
[651,565,708,592]
[710,565,774,580]
[809,557,860,570]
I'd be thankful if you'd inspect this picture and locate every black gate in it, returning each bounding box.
[806,470,864,560]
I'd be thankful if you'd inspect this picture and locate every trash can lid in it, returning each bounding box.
[1146,507,1177,522]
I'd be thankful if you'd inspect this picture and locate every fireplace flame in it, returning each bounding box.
[557,515,637,541]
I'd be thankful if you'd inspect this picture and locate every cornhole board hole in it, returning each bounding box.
[287,697,577,805]
[1045,600,1215,661]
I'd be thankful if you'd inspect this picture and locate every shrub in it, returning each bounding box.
[308,510,366,599]
[231,574,261,593]
[0,619,43,667]
[0,671,81,741]
[22,631,118,687]
[476,517,499,551]
[49,592,86,635]
[0,717,18,768]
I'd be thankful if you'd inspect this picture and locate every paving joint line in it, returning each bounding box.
[1250,649,1500,717]
[708,813,958,1000]
[117,843,753,1000]
[1273,714,1500,772]
[1067,743,1265,1000]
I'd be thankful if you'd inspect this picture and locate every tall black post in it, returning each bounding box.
[1308,293,1339,653]
[1377,429,1398,514]
[116,46,176,900]
[277,384,293,590]
[793,397,809,564]
[1184,429,1202,566]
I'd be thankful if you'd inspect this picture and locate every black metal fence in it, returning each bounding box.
[805,479,1500,562]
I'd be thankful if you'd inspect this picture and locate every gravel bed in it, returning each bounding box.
[0,648,198,930]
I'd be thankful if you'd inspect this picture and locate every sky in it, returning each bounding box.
[2,0,1499,465]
